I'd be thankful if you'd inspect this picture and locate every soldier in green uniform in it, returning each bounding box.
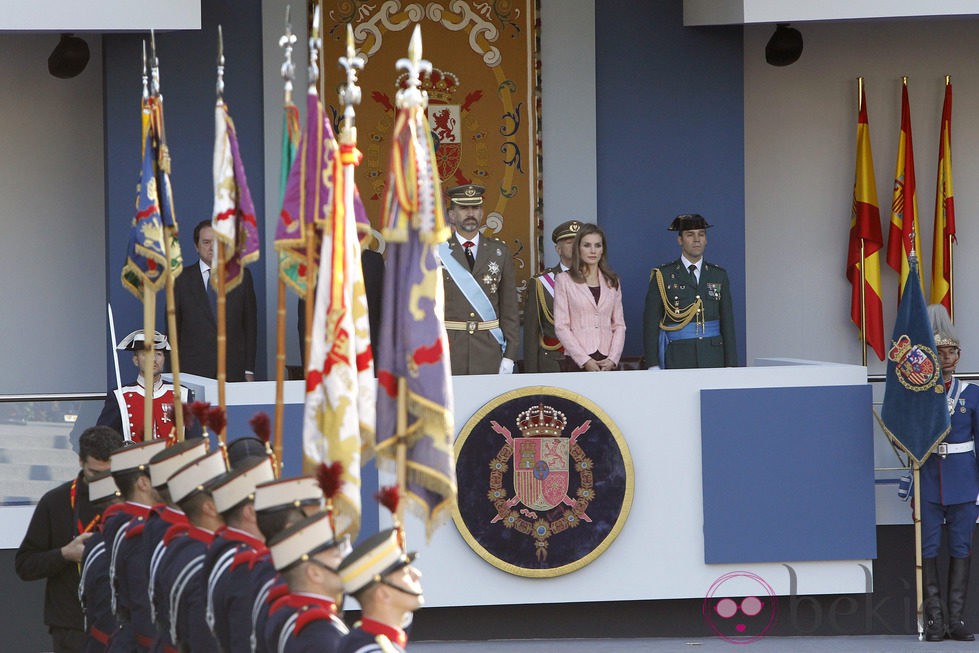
[523,220,582,372]
[440,184,520,376]
[643,214,737,369]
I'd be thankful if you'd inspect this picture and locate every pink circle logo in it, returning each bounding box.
[703,571,778,643]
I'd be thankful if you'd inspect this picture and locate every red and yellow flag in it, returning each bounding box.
[930,79,956,313]
[846,84,885,361]
[886,81,922,300]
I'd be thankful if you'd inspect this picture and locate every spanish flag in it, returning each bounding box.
[886,80,922,300]
[930,78,956,314]
[846,83,885,361]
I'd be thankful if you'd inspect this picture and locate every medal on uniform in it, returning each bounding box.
[706,282,721,300]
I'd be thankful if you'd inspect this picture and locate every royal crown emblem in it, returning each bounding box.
[888,334,942,393]
[486,402,594,562]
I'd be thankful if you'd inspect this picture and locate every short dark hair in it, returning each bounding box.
[78,426,124,462]
[257,506,304,541]
[193,219,212,245]
[112,468,149,500]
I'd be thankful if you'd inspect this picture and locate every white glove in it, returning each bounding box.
[647,365,661,370]
[499,358,515,374]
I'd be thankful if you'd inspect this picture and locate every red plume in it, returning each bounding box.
[249,412,271,444]
[189,401,211,425]
[374,485,400,516]
[205,406,226,434]
[316,462,344,500]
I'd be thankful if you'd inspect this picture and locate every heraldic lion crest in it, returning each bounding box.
[452,387,633,577]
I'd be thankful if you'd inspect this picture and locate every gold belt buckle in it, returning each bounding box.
[467,320,478,334]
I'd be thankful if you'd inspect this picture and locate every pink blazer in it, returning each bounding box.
[553,270,626,368]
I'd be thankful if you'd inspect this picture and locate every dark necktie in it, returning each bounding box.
[463,241,475,270]
[204,267,217,315]
[688,263,698,286]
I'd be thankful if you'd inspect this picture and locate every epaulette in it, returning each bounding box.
[125,520,146,539]
[703,261,726,272]
[294,606,333,636]
[230,548,258,571]
[268,580,289,602]
[163,522,191,546]
[100,502,128,521]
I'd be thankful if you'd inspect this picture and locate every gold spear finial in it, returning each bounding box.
[141,40,149,102]
[338,24,365,143]
[308,5,321,90]
[216,25,225,102]
[395,24,431,110]
[279,6,297,104]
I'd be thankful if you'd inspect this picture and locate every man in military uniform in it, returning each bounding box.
[920,305,979,642]
[104,440,167,651]
[523,220,581,373]
[78,471,121,651]
[204,456,275,652]
[266,511,350,653]
[439,184,520,375]
[337,528,422,653]
[643,214,737,369]
[96,330,190,443]
[151,450,227,651]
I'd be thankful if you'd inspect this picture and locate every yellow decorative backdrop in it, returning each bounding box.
[318,0,542,295]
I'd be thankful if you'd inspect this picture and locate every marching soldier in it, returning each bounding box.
[78,472,122,651]
[643,214,737,369]
[523,220,581,372]
[337,528,423,653]
[96,331,190,443]
[266,511,350,653]
[251,476,327,653]
[151,449,228,651]
[439,184,520,375]
[204,457,276,652]
[142,438,210,650]
[104,440,167,651]
[920,305,979,642]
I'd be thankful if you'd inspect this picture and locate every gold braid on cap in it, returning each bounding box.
[934,332,959,348]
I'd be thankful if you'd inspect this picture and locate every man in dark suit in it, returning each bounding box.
[440,184,520,376]
[523,220,582,373]
[643,214,737,369]
[173,219,257,381]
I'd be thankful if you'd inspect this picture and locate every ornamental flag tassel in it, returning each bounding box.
[374,25,456,540]
[929,77,956,317]
[886,78,923,301]
[301,15,375,540]
[845,79,885,362]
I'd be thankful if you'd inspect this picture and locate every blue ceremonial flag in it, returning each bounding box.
[880,256,950,464]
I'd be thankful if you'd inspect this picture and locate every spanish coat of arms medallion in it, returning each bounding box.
[452,386,634,577]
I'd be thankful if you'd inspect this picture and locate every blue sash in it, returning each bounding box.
[438,242,506,351]
[658,319,720,368]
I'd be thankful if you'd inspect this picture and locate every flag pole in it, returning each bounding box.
[274,8,298,467]
[913,461,924,639]
[304,7,322,369]
[215,26,228,444]
[857,77,868,367]
[945,75,955,323]
[150,31,185,440]
[142,285,156,441]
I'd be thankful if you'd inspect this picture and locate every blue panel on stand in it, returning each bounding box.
[701,385,876,563]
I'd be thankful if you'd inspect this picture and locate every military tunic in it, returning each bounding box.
[920,378,979,558]
[108,508,156,652]
[274,595,347,653]
[643,259,737,369]
[522,265,567,373]
[441,235,520,375]
[204,526,266,652]
[152,524,217,651]
[339,619,408,653]
[101,502,152,652]
[80,512,121,652]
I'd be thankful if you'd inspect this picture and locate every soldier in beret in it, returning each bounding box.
[643,214,737,369]
[523,220,582,373]
[439,184,520,375]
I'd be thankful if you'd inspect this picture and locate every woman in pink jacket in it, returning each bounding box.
[553,223,626,371]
